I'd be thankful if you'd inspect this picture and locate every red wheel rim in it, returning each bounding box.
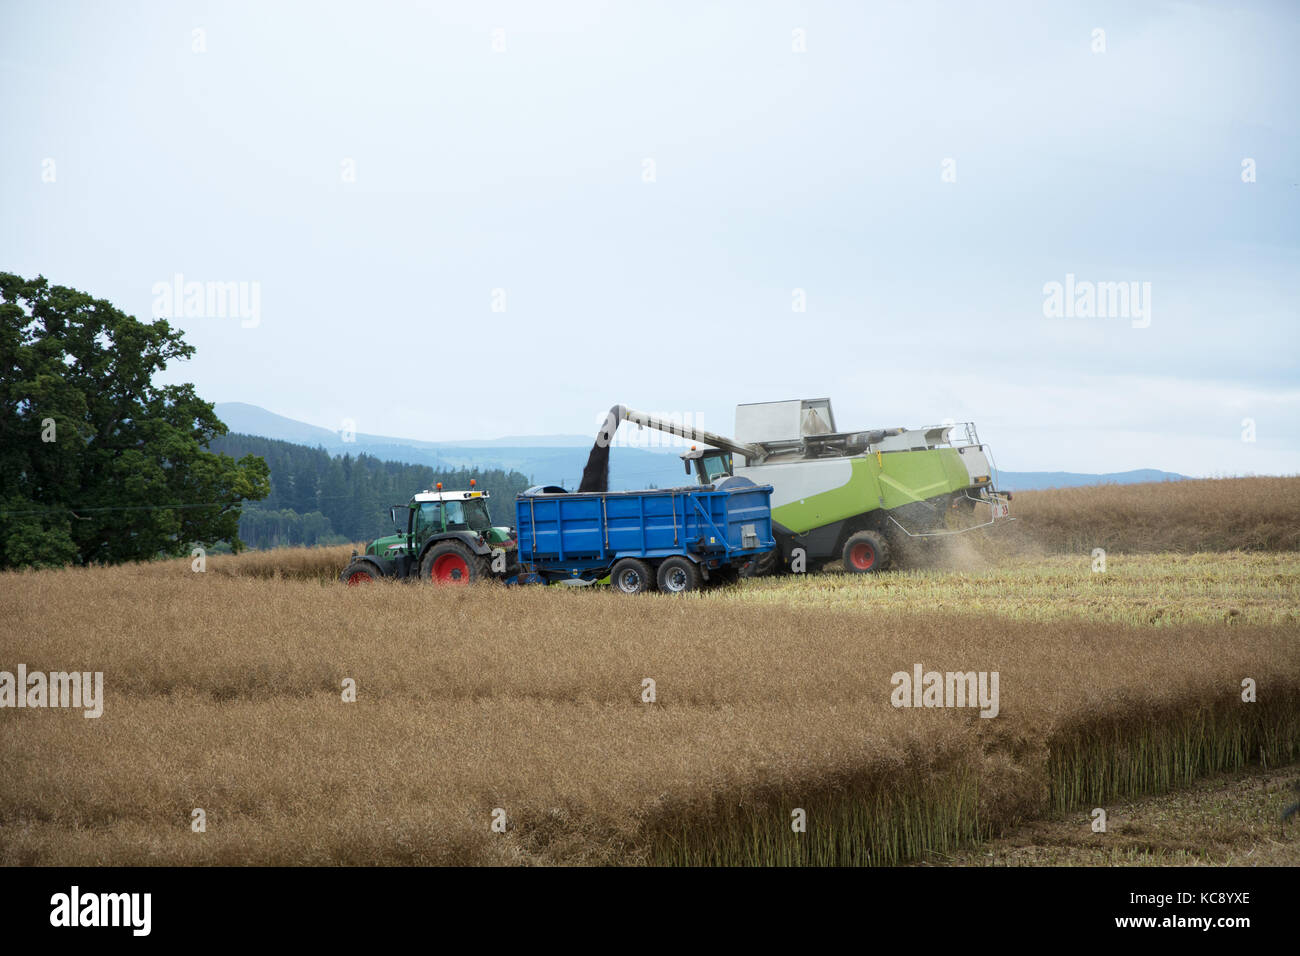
[850,542,875,570]
[432,553,471,584]
[346,569,374,585]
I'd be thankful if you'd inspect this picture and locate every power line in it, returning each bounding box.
[0,501,240,518]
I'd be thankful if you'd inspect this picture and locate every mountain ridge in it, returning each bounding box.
[213,402,1189,492]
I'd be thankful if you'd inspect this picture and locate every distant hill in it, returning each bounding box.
[213,403,1188,494]
[213,403,687,490]
[214,402,347,449]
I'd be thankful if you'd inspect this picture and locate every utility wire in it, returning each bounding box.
[1,501,239,518]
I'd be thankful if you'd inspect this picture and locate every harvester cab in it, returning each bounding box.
[339,483,518,585]
[681,446,734,484]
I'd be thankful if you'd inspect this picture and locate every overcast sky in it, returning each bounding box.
[2,0,1296,475]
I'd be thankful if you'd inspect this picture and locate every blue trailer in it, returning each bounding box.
[514,477,775,593]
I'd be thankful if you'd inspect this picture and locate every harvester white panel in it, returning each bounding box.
[958,445,992,482]
[736,458,852,509]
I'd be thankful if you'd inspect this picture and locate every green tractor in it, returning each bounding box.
[339,483,517,585]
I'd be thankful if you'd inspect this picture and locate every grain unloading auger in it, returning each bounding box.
[602,399,1013,573]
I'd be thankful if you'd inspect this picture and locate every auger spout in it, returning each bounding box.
[601,404,765,463]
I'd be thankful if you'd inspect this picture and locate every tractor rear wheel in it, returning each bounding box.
[610,558,653,594]
[340,560,381,585]
[420,541,489,585]
[657,556,701,594]
[842,530,891,573]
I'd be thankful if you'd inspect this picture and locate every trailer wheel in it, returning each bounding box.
[610,558,653,595]
[420,541,488,585]
[340,560,380,585]
[842,530,891,573]
[657,556,701,594]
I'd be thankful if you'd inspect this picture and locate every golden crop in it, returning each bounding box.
[0,475,1295,865]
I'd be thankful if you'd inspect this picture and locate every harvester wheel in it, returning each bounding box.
[740,549,780,578]
[420,541,489,585]
[657,556,701,594]
[842,530,891,573]
[610,558,653,595]
[340,560,380,585]
[706,567,741,588]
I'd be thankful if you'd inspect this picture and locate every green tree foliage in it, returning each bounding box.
[0,273,270,568]
[209,433,533,548]
[234,508,345,550]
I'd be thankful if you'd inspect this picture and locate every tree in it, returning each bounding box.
[0,273,270,568]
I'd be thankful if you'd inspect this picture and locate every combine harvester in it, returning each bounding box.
[600,398,1013,573]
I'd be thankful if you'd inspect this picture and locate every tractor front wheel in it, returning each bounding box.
[340,560,381,585]
[420,541,489,585]
[842,530,892,574]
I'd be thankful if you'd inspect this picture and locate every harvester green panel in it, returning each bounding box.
[768,448,968,534]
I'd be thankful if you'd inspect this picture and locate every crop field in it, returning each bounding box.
[1,477,1297,866]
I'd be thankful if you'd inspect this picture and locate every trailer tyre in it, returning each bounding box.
[610,558,653,595]
[842,530,891,573]
[421,541,489,585]
[657,556,701,594]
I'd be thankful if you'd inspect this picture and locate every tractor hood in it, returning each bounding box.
[366,533,411,557]
[367,527,515,555]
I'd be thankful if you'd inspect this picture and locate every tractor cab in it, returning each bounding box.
[411,494,495,538]
[681,446,734,486]
[365,484,513,561]
[405,486,511,550]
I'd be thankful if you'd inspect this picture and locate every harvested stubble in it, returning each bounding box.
[723,551,1299,628]
[2,559,1296,866]
[931,762,1300,866]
